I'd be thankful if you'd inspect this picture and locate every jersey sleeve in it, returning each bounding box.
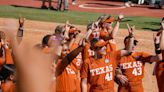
[106,40,117,53]
[140,52,152,62]
[80,59,89,78]
[109,50,121,67]
[114,50,121,60]
[83,44,90,60]
[5,48,14,64]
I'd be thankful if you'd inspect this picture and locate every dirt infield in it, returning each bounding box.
[0,0,164,18]
[0,18,159,92]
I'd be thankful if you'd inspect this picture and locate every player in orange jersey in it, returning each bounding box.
[155,18,164,92]
[81,37,133,92]
[0,31,15,67]
[55,42,84,92]
[117,24,162,92]
[84,14,124,59]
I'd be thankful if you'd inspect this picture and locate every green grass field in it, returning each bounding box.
[0,5,161,31]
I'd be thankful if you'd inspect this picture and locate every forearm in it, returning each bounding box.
[69,38,75,49]
[154,34,163,61]
[160,29,164,50]
[81,78,87,92]
[111,21,120,39]
[127,36,134,52]
[85,29,92,40]
[66,45,83,62]
[64,28,69,39]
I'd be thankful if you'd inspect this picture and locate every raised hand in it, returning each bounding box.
[126,23,135,37]
[1,39,9,49]
[64,21,70,40]
[153,33,161,44]
[117,14,124,21]
[19,16,25,27]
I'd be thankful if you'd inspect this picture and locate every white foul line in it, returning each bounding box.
[79,4,126,10]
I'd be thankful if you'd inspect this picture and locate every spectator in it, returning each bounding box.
[57,0,68,11]
[155,0,164,8]
[149,0,156,7]
[124,0,134,7]
[41,0,55,10]
[72,0,76,5]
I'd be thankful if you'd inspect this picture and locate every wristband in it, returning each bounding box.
[155,43,160,49]
[17,27,24,37]
[116,18,122,22]
[0,48,3,57]
[159,60,164,62]
[155,49,161,54]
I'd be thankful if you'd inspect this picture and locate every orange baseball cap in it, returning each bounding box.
[69,28,76,33]
[69,26,78,34]
[93,39,107,47]
[104,16,115,23]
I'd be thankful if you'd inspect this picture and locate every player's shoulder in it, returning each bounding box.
[136,51,151,57]
[119,55,128,63]
[131,52,143,57]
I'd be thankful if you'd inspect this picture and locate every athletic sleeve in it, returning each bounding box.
[5,48,14,64]
[111,50,121,66]
[140,52,152,62]
[83,44,90,60]
[114,50,121,60]
[80,59,89,78]
[106,40,117,53]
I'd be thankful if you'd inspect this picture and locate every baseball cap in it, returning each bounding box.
[91,38,107,48]
[103,16,115,23]
[69,26,76,33]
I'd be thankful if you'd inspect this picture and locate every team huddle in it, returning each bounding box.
[0,15,163,92]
